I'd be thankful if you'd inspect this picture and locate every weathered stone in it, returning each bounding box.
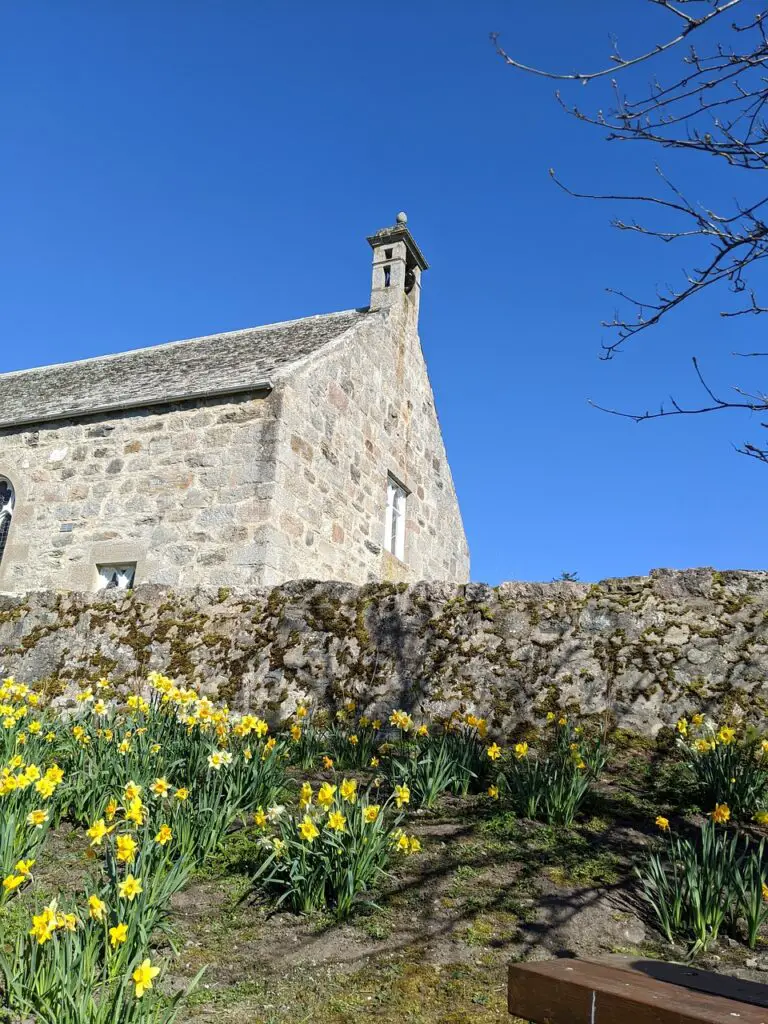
[1,568,766,735]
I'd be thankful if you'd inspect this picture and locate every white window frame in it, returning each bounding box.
[383,475,408,561]
[97,563,136,591]
[0,477,14,569]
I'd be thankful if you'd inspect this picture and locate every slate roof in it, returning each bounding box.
[0,308,371,429]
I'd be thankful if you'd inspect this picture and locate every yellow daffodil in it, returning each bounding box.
[133,958,161,999]
[486,743,502,761]
[88,895,107,921]
[340,778,357,804]
[328,810,346,832]
[124,796,145,825]
[154,824,172,846]
[298,816,319,843]
[712,803,731,824]
[655,816,670,832]
[389,709,413,731]
[317,783,336,810]
[118,875,143,901]
[109,922,128,947]
[488,785,500,799]
[116,834,138,864]
[394,784,410,808]
[87,819,109,846]
[717,726,736,746]
[123,781,142,802]
[150,777,170,798]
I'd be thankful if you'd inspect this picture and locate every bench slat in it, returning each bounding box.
[508,959,768,1024]
[585,955,768,1010]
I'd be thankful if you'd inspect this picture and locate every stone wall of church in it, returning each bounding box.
[263,306,470,585]
[1,569,767,735]
[0,391,281,592]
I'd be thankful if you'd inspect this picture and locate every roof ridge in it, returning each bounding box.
[0,307,369,381]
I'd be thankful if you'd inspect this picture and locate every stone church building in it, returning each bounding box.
[0,216,469,593]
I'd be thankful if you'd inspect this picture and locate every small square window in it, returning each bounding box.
[97,563,136,591]
[383,475,408,561]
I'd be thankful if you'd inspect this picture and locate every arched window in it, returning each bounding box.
[0,477,14,569]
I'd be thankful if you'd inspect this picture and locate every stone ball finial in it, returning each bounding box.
[396,211,408,225]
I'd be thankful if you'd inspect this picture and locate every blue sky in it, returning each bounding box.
[2,1,764,584]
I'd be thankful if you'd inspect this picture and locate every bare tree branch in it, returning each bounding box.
[491,0,742,83]
[497,0,768,463]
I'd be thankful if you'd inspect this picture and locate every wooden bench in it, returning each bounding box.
[508,956,768,1024]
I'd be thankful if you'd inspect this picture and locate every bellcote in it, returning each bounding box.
[367,212,429,319]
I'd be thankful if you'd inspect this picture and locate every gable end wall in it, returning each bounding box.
[265,310,469,584]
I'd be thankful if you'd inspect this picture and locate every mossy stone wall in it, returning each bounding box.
[1,568,766,734]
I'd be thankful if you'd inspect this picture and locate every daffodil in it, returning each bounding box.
[109,922,128,947]
[88,895,107,921]
[394,784,410,808]
[298,816,319,843]
[317,783,336,810]
[116,834,138,864]
[154,824,172,846]
[340,778,357,803]
[118,875,143,901]
[150,777,170,798]
[364,804,380,823]
[328,810,346,832]
[123,781,142,802]
[132,958,161,998]
[655,815,670,832]
[486,743,502,761]
[712,803,731,824]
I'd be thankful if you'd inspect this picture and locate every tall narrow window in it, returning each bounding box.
[383,475,407,561]
[0,478,14,569]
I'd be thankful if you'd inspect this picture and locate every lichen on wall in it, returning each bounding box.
[1,567,767,734]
